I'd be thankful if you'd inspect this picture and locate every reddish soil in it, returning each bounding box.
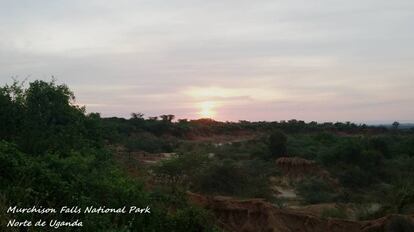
[188,192,414,232]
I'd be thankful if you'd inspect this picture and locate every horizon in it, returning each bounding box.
[90,108,414,125]
[1,1,413,123]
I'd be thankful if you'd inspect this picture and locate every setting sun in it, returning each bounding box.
[198,101,216,118]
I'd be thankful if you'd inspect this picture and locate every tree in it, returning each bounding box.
[267,130,287,159]
[0,81,25,140]
[0,80,100,154]
[160,114,175,122]
[370,137,390,158]
[131,112,144,119]
[0,80,221,231]
[22,80,91,154]
[296,177,336,204]
[392,121,400,129]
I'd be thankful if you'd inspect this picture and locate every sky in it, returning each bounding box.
[0,0,413,123]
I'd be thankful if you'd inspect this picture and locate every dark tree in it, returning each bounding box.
[392,121,400,129]
[131,112,144,119]
[268,130,287,159]
[160,114,175,122]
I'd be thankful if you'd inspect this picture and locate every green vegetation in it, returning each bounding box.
[1,79,414,230]
[296,177,337,204]
[153,154,275,199]
[267,130,288,159]
[0,80,218,231]
[320,207,348,220]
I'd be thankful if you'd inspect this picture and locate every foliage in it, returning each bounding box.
[154,155,274,199]
[267,130,287,159]
[296,178,337,204]
[2,79,414,229]
[125,132,175,153]
[0,80,218,231]
[320,206,348,220]
[386,215,414,232]
[0,80,102,155]
[153,153,210,190]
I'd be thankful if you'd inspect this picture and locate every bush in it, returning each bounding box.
[0,140,218,231]
[320,206,348,219]
[0,80,219,231]
[193,159,274,199]
[125,133,173,153]
[194,159,248,196]
[336,165,375,189]
[369,136,390,158]
[315,132,337,144]
[296,178,337,204]
[267,130,287,159]
[153,153,211,189]
[319,139,363,166]
[386,216,414,232]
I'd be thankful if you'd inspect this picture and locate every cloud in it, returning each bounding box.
[0,0,413,122]
[184,86,284,102]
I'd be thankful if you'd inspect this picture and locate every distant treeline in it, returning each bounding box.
[100,114,407,142]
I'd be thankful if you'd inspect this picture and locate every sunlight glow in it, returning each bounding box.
[198,101,216,118]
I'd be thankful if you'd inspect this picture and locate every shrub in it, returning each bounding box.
[125,133,171,153]
[267,130,287,159]
[369,136,390,158]
[386,216,414,232]
[315,132,336,144]
[296,178,337,204]
[320,207,348,219]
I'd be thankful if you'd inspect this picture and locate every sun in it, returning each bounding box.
[198,101,216,118]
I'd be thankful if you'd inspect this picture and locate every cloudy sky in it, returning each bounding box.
[0,0,413,123]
